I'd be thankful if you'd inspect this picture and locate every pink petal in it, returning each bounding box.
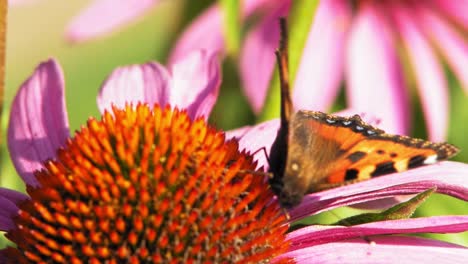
[432,0,468,29]
[288,216,468,249]
[168,0,273,64]
[65,0,159,43]
[346,3,409,135]
[290,161,468,220]
[280,236,467,263]
[168,5,223,64]
[97,62,170,113]
[239,1,290,114]
[333,109,382,126]
[293,0,352,112]
[226,119,279,169]
[392,5,448,141]
[7,59,70,187]
[417,5,468,93]
[169,51,221,120]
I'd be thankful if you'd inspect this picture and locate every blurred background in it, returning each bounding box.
[1,0,467,246]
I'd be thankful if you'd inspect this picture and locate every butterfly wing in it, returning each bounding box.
[282,110,459,195]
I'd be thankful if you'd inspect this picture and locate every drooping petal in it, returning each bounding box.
[287,216,468,249]
[417,5,468,93]
[7,59,70,187]
[168,0,272,64]
[293,0,352,112]
[97,62,170,113]
[281,236,467,263]
[239,1,290,114]
[291,161,468,220]
[169,51,221,120]
[65,0,159,43]
[392,5,448,141]
[0,188,28,231]
[346,2,409,135]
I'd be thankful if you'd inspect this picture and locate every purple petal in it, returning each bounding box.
[0,198,16,231]
[433,0,468,29]
[0,188,28,231]
[417,5,468,93]
[288,216,468,249]
[290,161,468,220]
[346,3,409,135]
[65,0,159,43]
[293,0,352,112]
[280,236,467,263]
[0,188,28,205]
[97,62,170,113]
[239,1,290,114]
[8,59,70,187]
[392,5,448,141]
[168,0,273,64]
[168,50,221,120]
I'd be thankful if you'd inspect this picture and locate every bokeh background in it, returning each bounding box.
[1,0,467,246]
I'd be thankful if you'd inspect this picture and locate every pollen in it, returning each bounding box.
[3,104,290,263]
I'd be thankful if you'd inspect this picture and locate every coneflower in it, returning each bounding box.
[2,56,467,263]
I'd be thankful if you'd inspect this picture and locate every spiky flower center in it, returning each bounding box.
[4,104,289,263]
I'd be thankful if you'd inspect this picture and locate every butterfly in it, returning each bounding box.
[268,19,459,208]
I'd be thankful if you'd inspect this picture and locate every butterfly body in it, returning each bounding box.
[269,110,459,208]
[268,19,459,208]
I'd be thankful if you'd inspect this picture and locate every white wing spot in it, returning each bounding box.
[423,155,438,165]
[342,120,352,126]
[291,163,300,171]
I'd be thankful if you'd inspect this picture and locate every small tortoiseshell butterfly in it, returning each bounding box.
[268,19,459,208]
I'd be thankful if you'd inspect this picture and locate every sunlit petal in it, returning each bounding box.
[7,59,70,187]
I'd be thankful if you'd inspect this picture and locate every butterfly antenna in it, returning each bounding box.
[275,18,293,128]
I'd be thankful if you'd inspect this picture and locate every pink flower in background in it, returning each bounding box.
[171,0,468,142]
[64,0,279,44]
[292,0,468,141]
[168,0,291,114]
[3,57,468,262]
[11,0,161,42]
[64,0,160,43]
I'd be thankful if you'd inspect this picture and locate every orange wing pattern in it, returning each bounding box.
[291,111,458,191]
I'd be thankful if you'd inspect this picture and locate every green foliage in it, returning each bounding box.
[220,0,241,58]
